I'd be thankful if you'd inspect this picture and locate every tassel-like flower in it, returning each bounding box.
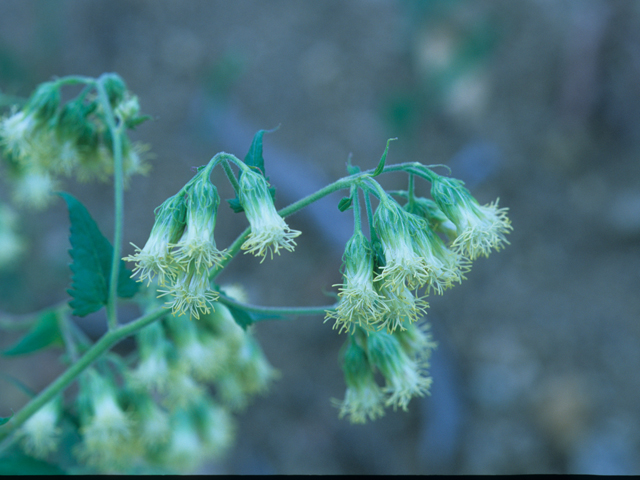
[325,229,388,334]
[238,168,300,261]
[430,175,512,260]
[173,177,227,273]
[366,330,433,411]
[373,197,430,292]
[17,398,61,459]
[124,192,187,286]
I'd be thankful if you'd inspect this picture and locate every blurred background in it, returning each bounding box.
[1,0,640,474]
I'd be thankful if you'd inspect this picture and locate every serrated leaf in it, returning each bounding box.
[338,196,353,212]
[59,192,138,317]
[2,310,62,356]
[372,138,397,177]
[0,415,12,426]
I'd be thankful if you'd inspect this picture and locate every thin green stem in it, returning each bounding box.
[218,294,336,317]
[0,307,168,447]
[95,76,124,331]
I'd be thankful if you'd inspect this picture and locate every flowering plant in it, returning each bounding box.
[0,74,511,473]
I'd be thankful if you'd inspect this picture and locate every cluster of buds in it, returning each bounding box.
[336,323,436,423]
[0,74,148,208]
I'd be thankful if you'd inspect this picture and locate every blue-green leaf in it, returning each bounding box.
[2,310,62,356]
[59,192,138,317]
[372,138,397,177]
[0,415,12,426]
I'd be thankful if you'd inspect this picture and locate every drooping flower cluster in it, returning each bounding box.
[327,174,510,336]
[329,171,511,422]
[238,167,301,261]
[0,74,149,208]
[125,170,228,319]
[335,323,436,423]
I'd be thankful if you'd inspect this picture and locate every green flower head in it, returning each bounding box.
[366,330,432,411]
[173,176,227,274]
[238,168,301,261]
[430,175,512,260]
[124,192,187,286]
[325,229,388,334]
[336,337,385,424]
[373,197,431,292]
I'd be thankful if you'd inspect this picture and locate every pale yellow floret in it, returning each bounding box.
[76,394,136,470]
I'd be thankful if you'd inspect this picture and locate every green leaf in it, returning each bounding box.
[338,196,353,212]
[244,127,278,175]
[2,310,62,356]
[0,415,12,426]
[227,128,278,213]
[372,138,397,177]
[0,449,67,475]
[59,192,138,317]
